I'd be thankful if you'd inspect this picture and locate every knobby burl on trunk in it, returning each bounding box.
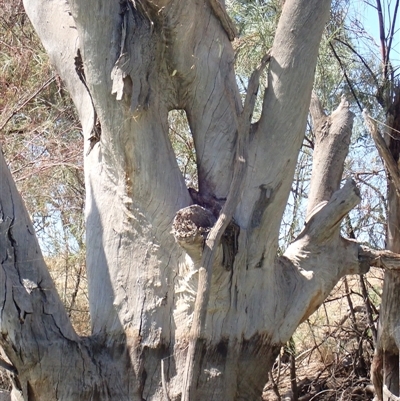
[1,0,400,400]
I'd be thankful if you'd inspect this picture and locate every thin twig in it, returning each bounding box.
[161,358,171,401]
[329,42,363,112]
[0,75,56,132]
[290,352,298,401]
[386,0,399,64]
[269,369,282,401]
[376,0,388,76]
[359,275,378,345]
[333,37,380,88]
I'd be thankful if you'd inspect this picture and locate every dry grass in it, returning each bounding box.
[46,255,90,336]
[263,269,383,400]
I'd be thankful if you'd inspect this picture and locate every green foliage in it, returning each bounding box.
[228,0,281,75]
[168,110,198,189]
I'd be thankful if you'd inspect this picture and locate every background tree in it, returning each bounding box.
[323,1,400,398]
[1,1,399,400]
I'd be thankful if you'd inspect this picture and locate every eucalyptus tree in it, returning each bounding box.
[1,0,399,400]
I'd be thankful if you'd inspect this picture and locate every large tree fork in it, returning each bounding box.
[2,0,400,400]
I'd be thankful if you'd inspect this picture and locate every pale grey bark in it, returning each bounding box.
[1,1,399,400]
[308,94,354,218]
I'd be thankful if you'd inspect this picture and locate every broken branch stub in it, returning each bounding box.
[359,246,400,271]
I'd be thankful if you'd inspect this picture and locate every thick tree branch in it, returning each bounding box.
[278,181,366,342]
[303,179,361,240]
[0,147,86,397]
[22,0,95,149]
[307,95,355,218]
[180,54,270,401]
[0,148,78,341]
[238,0,331,266]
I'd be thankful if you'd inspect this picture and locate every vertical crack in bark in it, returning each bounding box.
[74,49,101,155]
[4,210,29,324]
[221,220,239,270]
[181,52,271,401]
[0,215,12,320]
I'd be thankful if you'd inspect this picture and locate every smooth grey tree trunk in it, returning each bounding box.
[1,1,400,400]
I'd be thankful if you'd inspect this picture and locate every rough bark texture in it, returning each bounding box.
[2,1,400,400]
[366,87,400,401]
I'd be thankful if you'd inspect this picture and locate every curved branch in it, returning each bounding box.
[0,76,56,132]
[329,42,363,112]
[303,179,361,241]
[332,37,380,89]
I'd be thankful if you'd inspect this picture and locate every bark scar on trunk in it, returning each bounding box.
[74,49,101,155]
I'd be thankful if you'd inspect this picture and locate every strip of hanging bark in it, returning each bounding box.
[161,358,171,401]
[180,52,271,401]
[363,110,400,196]
[208,0,238,41]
